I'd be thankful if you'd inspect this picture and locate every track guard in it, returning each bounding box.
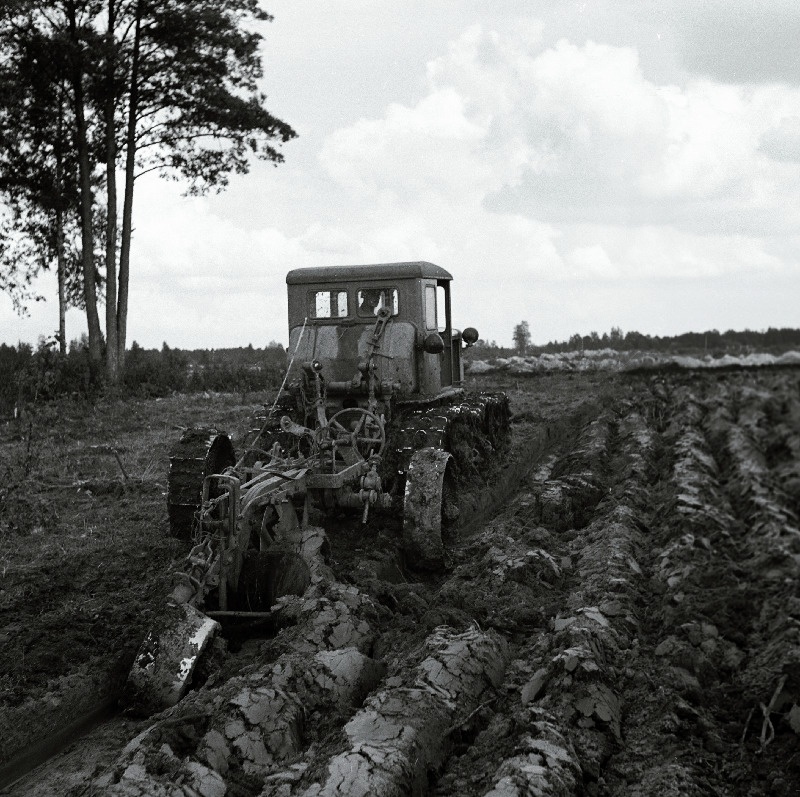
[124,602,220,716]
[403,447,453,570]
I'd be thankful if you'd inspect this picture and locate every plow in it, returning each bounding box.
[125,261,509,713]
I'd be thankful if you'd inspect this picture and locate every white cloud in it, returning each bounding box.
[759,116,800,162]
[298,224,360,256]
[567,244,619,280]
[425,21,544,119]
[674,0,800,85]
[525,40,665,142]
[601,226,785,279]
[319,88,498,198]
[319,25,800,260]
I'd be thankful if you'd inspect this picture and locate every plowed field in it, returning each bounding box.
[1,368,799,796]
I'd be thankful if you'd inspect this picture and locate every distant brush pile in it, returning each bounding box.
[468,349,800,375]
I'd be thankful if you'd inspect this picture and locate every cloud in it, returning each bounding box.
[118,22,800,345]
[566,244,619,280]
[759,116,800,162]
[482,44,800,233]
[673,0,800,85]
[319,88,500,199]
[319,24,800,247]
[298,224,360,256]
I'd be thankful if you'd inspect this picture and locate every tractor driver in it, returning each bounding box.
[358,288,385,316]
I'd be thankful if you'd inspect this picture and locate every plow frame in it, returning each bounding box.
[197,447,384,612]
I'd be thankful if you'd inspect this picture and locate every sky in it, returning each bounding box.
[3,0,800,349]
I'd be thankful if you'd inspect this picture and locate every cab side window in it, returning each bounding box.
[436,285,447,333]
[425,285,437,330]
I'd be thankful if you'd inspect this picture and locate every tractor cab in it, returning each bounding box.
[285,262,478,418]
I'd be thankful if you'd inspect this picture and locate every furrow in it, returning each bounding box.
[602,386,743,795]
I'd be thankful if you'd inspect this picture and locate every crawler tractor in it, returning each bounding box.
[126,262,509,712]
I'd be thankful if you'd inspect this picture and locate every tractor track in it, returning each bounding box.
[3,369,800,796]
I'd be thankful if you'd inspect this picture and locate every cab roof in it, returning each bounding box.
[286,261,452,285]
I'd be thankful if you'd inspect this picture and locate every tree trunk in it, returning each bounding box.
[117,0,141,371]
[104,0,118,381]
[56,210,66,356]
[55,90,66,356]
[67,1,103,370]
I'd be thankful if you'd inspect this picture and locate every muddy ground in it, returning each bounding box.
[1,369,799,796]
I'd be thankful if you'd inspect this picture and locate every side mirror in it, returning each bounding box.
[422,332,445,354]
[462,327,479,348]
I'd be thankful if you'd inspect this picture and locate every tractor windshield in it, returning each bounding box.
[357,287,399,317]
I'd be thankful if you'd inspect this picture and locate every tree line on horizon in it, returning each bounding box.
[486,323,800,359]
[0,337,287,415]
[0,1,294,384]
[2,324,799,416]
